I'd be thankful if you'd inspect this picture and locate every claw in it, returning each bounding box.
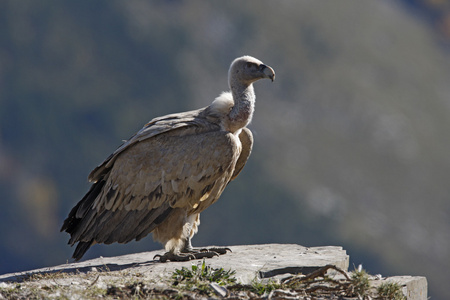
[153,254,165,262]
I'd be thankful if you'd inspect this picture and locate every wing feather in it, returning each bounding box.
[69,127,241,247]
[62,106,243,259]
[88,108,215,182]
[109,130,240,210]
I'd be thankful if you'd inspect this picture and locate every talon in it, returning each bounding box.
[153,254,168,263]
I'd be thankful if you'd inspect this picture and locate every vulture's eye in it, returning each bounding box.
[246,62,254,68]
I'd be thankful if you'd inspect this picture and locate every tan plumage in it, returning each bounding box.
[61,56,275,261]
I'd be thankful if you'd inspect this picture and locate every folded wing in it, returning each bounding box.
[61,109,243,260]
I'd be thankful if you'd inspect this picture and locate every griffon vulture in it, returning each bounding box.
[61,56,275,262]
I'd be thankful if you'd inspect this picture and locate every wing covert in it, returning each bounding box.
[80,129,241,245]
[88,108,217,182]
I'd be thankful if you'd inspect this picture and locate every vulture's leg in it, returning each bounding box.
[181,237,232,259]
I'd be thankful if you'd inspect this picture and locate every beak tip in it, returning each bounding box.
[262,65,275,82]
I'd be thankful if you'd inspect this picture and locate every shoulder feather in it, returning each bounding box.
[88,108,219,182]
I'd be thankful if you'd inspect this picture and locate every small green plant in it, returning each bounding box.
[250,279,282,295]
[350,266,370,297]
[172,259,237,286]
[377,282,406,300]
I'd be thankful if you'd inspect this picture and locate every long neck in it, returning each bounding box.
[228,81,255,132]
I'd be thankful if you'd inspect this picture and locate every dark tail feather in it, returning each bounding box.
[60,180,105,235]
[73,240,94,261]
[61,179,106,261]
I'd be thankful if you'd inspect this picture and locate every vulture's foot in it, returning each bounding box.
[198,247,232,255]
[154,247,231,263]
[185,247,232,259]
[153,252,195,263]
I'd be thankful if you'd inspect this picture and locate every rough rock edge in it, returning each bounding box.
[0,244,427,299]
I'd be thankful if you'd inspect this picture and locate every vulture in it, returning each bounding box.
[61,55,275,262]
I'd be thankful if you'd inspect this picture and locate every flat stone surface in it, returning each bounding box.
[0,244,349,284]
[0,244,427,299]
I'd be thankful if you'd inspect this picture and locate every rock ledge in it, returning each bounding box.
[0,244,427,299]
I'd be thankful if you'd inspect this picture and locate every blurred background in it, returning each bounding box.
[1,0,450,298]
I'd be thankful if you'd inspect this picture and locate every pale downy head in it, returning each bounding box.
[228,56,275,88]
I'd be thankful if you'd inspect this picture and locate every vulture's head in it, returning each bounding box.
[228,56,275,86]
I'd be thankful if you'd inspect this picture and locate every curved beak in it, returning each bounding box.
[260,64,275,82]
